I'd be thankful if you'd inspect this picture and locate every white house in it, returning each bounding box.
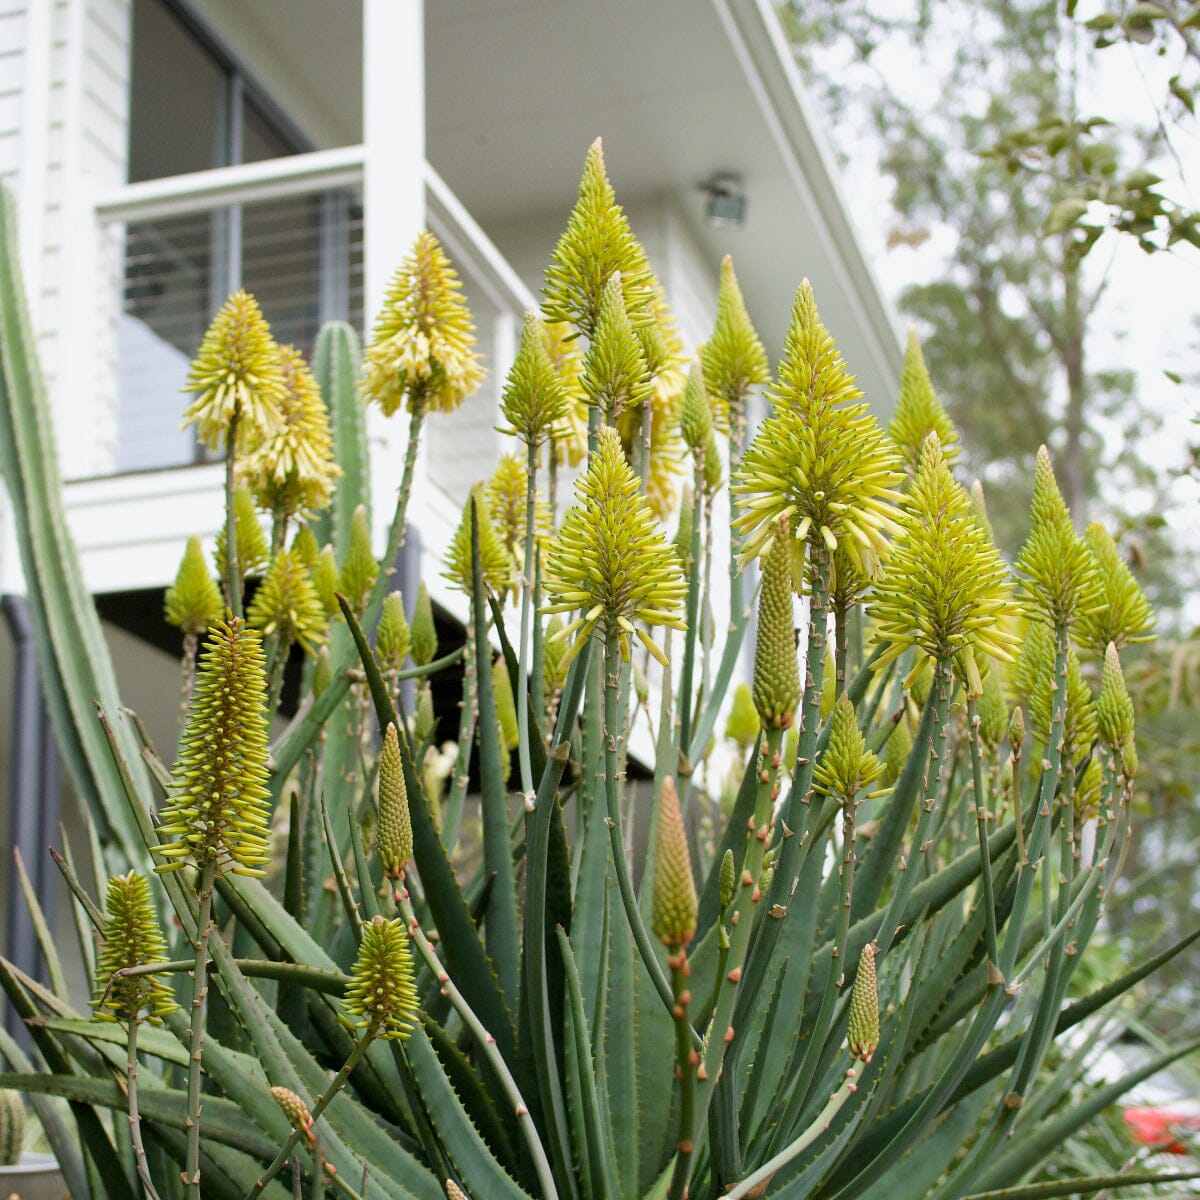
[0,0,900,995]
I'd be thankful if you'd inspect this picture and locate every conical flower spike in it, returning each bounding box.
[888,328,959,474]
[214,486,269,582]
[872,434,1018,694]
[542,138,655,338]
[376,593,411,672]
[1097,642,1135,753]
[579,273,652,420]
[651,777,697,948]
[1076,756,1104,821]
[492,654,520,754]
[239,343,340,519]
[734,281,904,571]
[361,230,484,417]
[312,546,340,619]
[156,617,272,877]
[500,311,570,447]
[882,712,914,786]
[291,525,319,569]
[542,427,686,668]
[976,665,1009,751]
[719,848,736,910]
[165,536,222,637]
[814,695,884,799]
[246,549,327,657]
[679,360,712,452]
[487,454,550,572]
[92,872,178,1024]
[725,681,761,752]
[752,526,800,730]
[443,486,513,597]
[339,505,379,615]
[1019,624,1097,764]
[848,943,880,1063]
[344,915,419,1040]
[1074,523,1155,656]
[270,1087,315,1144]
[1008,705,1026,753]
[1016,447,1099,628]
[446,1182,471,1200]
[377,724,413,879]
[701,255,769,435]
[410,582,438,667]
[183,290,286,451]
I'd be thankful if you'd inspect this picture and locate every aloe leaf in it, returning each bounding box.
[605,887,640,1198]
[471,501,522,1008]
[964,1172,1200,1200]
[337,593,518,1065]
[12,847,68,999]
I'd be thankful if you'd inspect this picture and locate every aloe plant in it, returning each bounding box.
[0,141,1196,1200]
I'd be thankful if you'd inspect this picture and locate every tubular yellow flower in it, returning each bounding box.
[343,915,418,1041]
[814,695,884,799]
[443,485,513,598]
[752,526,801,729]
[165,535,223,638]
[246,549,327,657]
[238,344,340,519]
[701,255,769,436]
[580,273,652,420]
[888,327,959,474]
[377,723,413,879]
[182,290,286,452]
[155,617,272,877]
[871,434,1019,693]
[733,281,904,573]
[542,138,655,338]
[1016,446,1099,629]
[361,231,484,416]
[499,311,571,447]
[1074,522,1155,657]
[542,426,686,668]
[92,872,178,1024]
[651,776,697,948]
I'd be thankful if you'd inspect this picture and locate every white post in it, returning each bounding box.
[362,0,426,560]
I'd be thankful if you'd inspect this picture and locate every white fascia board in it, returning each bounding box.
[711,0,903,400]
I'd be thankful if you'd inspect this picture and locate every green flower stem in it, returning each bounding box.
[245,1025,378,1200]
[725,1064,859,1200]
[699,487,716,713]
[516,441,539,799]
[367,397,427,623]
[677,457,705,765]
[394,887,558,1200]
[967,697,1000,968]
[1011,735,1026,867]
[834,599,849,700]
[179,632,198,727]
[603,628,695,1035]
[117,958,348,994]
[726,395,747,643]
[667,952,696,1200]
[225,412,242,619]
[185,860,216,1200]
[126,1018,163,1200]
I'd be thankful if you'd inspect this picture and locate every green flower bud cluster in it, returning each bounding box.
[344,916,419,1041]
[92,872,178,1024]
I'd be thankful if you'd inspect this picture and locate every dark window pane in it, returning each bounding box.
[127,0,226,182]
[241,97,298,164]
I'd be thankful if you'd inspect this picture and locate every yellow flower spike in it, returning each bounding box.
[752,526,801,730]
[214,487,269,582]
[155,617,272,877]
[830,543,871,614]
[871,434,1018,694]
[969,479,996,545]
[542,138,656,339]
[540,319,589,470]
[724,681,761,753]
[165,535,222,638]
[1016,446,1100,629]
[1008,705,1026,753]
[702,255,770,438]
[542,614,569,693]
[701,429,723,494]
[815,695,885,800]
[343,915,418,1041]
[182,289,286,452]
[680,360,712,453]
[644,391,687,520]
[848,943,880,1063]
[1096,642,1135,754]
[1017,623,1097,764]
[1074,522,1155,657]
[238,344,340,519]
[580,273,653,421]
[492,654,520,755]
[338,505,379,616]
[1075,757,1104,821]
[376,723,413,879]
[291,525,319,569]
[542,426,686,668]
[733,280,904,572]
[311,545,340,619]
[246,549,327,658]
[976,664,1009,751]
[499,312,571,448]
[651,777,697,949]
[444,485,514,598]
[882,711,914,787]
[376,593,411,672]
[719,848,736,910]
[410,582,438,667]
[361,231,484,417]
[888,327,959,474]
[673,484,695,572]
[92,872,178,1024]
[487,454,552,574]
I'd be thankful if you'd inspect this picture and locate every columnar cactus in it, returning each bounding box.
[0,1089,24,1166]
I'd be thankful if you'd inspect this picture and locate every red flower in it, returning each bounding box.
[1124,1106,1200,1155]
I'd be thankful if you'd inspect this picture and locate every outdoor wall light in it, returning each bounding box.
[703,173,748,229]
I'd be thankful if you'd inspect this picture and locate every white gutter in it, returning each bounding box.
[711,0,903,405]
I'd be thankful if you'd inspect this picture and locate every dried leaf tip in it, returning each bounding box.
[651,777,697,949]
[344,915,418,1041]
